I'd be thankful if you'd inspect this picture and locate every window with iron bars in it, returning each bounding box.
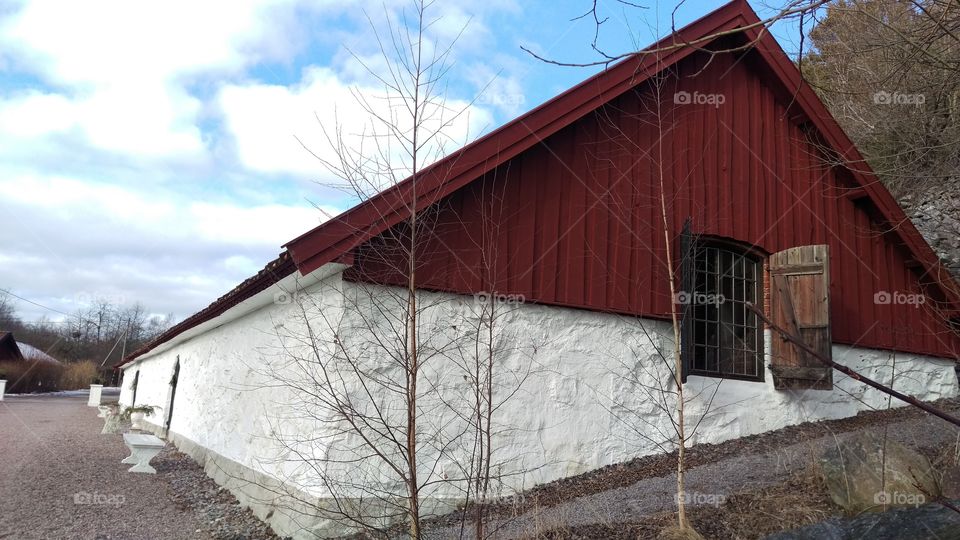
[687,244,764,381]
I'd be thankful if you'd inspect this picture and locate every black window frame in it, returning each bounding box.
[683,237,766,383]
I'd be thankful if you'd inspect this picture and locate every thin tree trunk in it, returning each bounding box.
[655,89,687,529]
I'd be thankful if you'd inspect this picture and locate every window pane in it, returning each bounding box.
[690,243,763,380]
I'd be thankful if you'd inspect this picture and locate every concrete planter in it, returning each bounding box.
[100,409,122,434]
[130,411,146,430]
[87,384,103,407]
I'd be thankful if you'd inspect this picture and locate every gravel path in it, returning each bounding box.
[0,394,209,540]
[425,404,960,539]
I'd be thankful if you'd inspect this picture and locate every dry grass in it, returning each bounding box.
[0,358,64,393]
[59,360,99,390]
[528,466,842,540]
[683,466,839,539]
[0,358,100,393]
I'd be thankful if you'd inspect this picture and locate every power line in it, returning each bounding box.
[0,288,139,329]
[8,320,76,324]
[0,288,76,319]
[1,289,172,339]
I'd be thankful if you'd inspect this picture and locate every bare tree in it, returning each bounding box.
[803,0,960,194]
[240,1,540,537]
[520,0,829,69]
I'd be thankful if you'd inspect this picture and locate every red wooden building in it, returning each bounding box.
[126,0,960,385]
[113,5,960,532]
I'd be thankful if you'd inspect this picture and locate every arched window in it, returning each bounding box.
[683,238,764,381]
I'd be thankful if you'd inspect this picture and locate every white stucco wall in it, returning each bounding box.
[119,265,958,538]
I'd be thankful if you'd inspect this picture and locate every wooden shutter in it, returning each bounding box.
[769,245,833,390]
[678,218,694,384]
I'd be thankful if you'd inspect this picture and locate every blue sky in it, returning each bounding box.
[0,0,814,323]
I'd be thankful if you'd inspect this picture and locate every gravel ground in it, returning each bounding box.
[424,400,960,539]
[0,394,278,540]
[156,446,279,539]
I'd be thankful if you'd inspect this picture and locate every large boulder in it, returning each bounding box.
[819,432,940,513]
[765,501,960,540]
[901,183,960,281]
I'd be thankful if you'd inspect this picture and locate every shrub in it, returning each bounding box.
[60,360,99,390]
[121,404,157,420]
[1,358,65,393]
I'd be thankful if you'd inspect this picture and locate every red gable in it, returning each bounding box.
[123,0,960,365]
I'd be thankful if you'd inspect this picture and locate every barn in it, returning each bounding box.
[0,332,60,364]
[117,1,960,537]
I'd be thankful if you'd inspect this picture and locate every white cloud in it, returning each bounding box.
[0,91,74,137]
[217,66,495,181]
[0,0,313,85]
[0,0,523,325]
[0,85,206,161]
[0,173,338,319]
[1,175,329,251]
[0,0,341,163]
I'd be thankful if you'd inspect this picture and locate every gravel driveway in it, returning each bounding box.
[0,394,209,540]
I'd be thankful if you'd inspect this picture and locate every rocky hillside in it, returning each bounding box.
[901,182,960,280]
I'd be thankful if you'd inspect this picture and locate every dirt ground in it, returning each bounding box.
[424,399,960,539]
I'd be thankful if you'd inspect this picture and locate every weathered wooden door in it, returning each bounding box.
[769,244,833,390]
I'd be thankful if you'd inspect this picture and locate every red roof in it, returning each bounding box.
[118,252,296,366]
[121,0,960,366]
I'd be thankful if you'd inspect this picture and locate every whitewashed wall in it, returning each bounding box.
[119,265,959,538]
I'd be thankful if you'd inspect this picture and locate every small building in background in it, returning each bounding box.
[0,332,61,364]
[0,332,24,362]
[15,341,61,364]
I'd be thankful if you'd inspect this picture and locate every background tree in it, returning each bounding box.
[0,291,173,372]
[802,0,960,196]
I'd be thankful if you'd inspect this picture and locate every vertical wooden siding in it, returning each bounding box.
[347,50,960,360]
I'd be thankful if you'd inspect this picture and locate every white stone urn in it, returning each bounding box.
[130,411,147,430]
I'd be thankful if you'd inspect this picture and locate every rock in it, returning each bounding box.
[819,432,940,513]
[765,500,960,540]
[901,182,960,280]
